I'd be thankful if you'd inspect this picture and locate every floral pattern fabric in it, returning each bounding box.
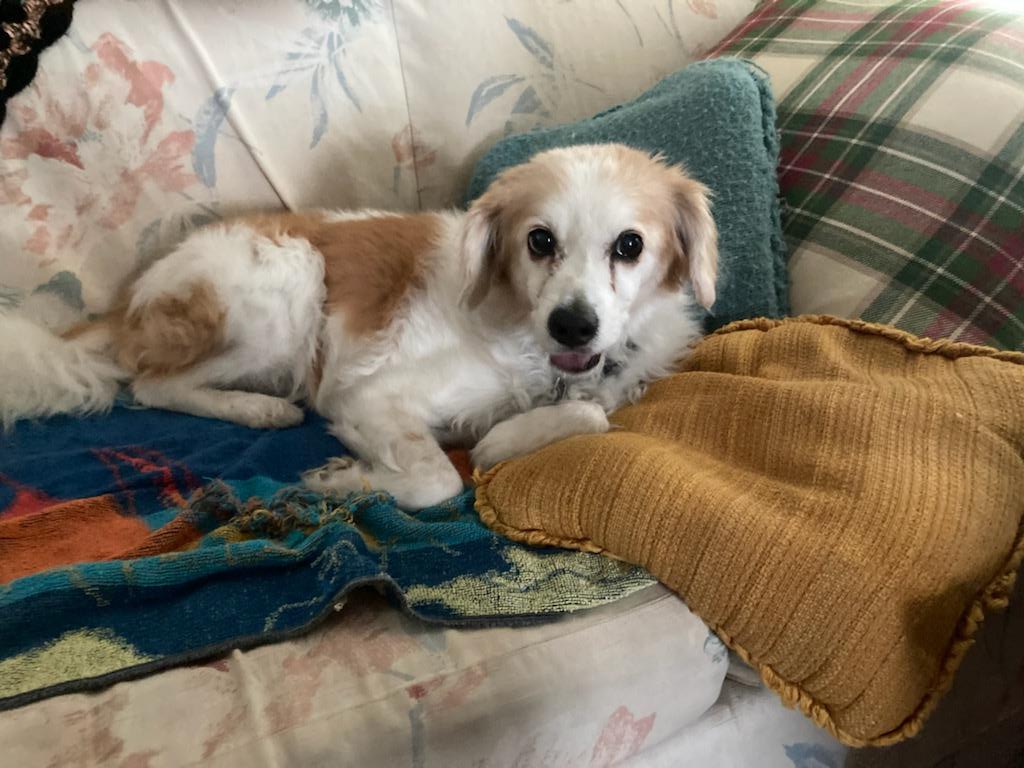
[3,587,740,767]
[0,0,758,327]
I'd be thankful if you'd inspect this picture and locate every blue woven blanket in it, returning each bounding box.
[0,406,653,711]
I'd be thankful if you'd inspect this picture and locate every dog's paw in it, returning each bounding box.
[230,396,304,429]
[302,456,370,495]
[563,383,617,413]
[470,429,511,472]
[471,401,610,470]
[562,400,612,432]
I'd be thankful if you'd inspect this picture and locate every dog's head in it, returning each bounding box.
[461,144,717,375]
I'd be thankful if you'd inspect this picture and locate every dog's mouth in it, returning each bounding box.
[549,351,602,374]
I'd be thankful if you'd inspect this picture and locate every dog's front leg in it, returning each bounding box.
[471,401,610,471]
[303,393,464,510]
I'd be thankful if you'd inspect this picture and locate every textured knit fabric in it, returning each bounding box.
[707,0,1024,351]
[0,408,653,712]
[475,316,1024,747]
[465,57,789,332]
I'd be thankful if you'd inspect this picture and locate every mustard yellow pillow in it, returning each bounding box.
[476,317,1024,746]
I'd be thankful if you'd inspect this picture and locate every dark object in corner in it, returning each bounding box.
[0,0,76,127]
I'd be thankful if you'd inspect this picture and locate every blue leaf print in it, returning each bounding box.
[0,285,23,310]
[505,18,555,69]
[309,67,329,148]
[466,74,525,126]
[616,0,643,46]
[192,87,235,188]
[783,742,844,768]
[703,631,727,664]
[511,85,543,116]
[32,271,84,312]
[328,30,361,111]
[306,0,380,25]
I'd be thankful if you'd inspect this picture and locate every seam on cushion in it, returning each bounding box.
[387,0,421,211]
[713,315,1024,365]
[162,1,288,208]
[474,315,1024,747]
[206,589,699,760]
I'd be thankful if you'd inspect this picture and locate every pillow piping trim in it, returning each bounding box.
[473,314,1024,748]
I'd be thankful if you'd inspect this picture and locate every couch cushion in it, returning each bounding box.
[0,0,760,328]
[708,0,1024,350]
[0,0,413,326]
[393,0,761,209]
[465,58,789,330]
[476,316,1024,746]
[1,586,729,766]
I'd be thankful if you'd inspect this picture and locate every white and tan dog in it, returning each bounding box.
[1,144,717,509]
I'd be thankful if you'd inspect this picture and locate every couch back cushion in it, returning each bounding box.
[709,0,1024,350]
[0,0,757,325]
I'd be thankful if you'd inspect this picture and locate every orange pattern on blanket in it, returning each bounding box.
[0,496,152,582]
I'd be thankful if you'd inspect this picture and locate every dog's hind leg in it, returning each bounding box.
[132,375,304,429]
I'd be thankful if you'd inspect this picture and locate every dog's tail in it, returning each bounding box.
[0,313,126,429]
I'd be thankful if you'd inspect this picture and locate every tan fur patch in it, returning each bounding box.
[234,211,440,337]
[115,280,226,377]
[465,156,567,308]
[464,144,716,306]
[318,214,439,336]
[61,319,105,341]
[598,146,716,299]
[587,147,706,294]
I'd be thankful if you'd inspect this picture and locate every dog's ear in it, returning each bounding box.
[460,189,512,309]
[666,170,718,310]
[459,197,499,309]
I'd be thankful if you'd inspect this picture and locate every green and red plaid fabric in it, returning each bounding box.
[710,0,1024,350]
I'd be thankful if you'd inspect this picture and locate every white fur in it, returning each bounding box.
[0,145,714,508]
[124,225,324,434]
[0,314,124,428]
[470,401,610,470]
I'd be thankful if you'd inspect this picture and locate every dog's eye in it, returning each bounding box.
[613,231,644,262]
[527,228,557,258]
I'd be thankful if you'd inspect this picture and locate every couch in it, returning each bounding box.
[0,1,1019,766]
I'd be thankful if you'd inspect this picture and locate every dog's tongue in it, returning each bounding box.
[550,351,601,373]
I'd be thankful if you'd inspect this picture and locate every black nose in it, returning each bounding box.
[547,301,599,348]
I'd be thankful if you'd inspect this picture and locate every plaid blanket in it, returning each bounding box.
[0,405,653,712]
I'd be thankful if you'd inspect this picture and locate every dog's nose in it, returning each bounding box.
[547,301,599,348]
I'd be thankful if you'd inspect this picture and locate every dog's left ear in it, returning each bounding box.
[667,170,718,310]
[459,198,498,309]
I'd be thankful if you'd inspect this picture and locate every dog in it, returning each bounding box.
[1,143,718,509]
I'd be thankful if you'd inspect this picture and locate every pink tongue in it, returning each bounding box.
[550,352,600,373]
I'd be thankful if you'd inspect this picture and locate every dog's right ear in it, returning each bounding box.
[459,196,499,309]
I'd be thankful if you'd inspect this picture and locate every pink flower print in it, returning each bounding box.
[688,0,718,18]
[100,130,196,229]
[1,127,83,168]
[589,706,656,767]
[391,123,437,196]
[92,33,175,142]
[0,31,201,278]
[405,665,487,716]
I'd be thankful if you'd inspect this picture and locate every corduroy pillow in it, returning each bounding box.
[465,57,788,332]
[475,316,1024,747]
